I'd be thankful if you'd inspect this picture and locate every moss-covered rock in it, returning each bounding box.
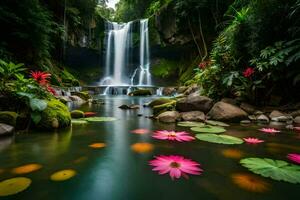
[0,111,18,126]
[71,91,91,101]
[149,98,174,108]
[153,100,177,116]
[129,89,152,96]
[70,110,85,119]
[37,99,71,130]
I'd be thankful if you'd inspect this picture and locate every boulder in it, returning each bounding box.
[176,93,213,113]
[257,114,270,123]
[71,91,91,101]
[290,110,300,117]
[0,123,14,136]
[0,111,18,126]
[153,101,176,116]
[181,111,205,122]
[240,103,257,114]
[294,116,300,124]
[157,111,181,123]
[70,110,85,119]
[129,89,152,96]
[269,110,286,118]
[184,84,199,95]
[119,104,140,109]
[162,87,176,96]
[221,98,238,106]
[36,99,71,130]
[149,98,174,108]
[207,102,248,122]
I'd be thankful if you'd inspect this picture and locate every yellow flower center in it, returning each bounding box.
[170,162,181,168]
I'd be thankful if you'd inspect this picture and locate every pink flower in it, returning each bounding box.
[287,154,300,165]
[152,130,195,142]
[293,127,300,132]
[243,137,264,144]
[149,155,203,180]
[259,128,280,134]
[131,129,150,135]
[243,67,255,78]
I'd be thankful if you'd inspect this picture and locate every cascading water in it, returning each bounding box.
[100,19,152,95]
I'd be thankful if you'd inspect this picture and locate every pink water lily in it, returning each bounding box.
[259,128,280,134]
[243,137,264,144]
[287,153,300,165]
[149,155,203,180]
[152,130,195,142]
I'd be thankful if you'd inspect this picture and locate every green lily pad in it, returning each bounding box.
[205,120,230,127]
[84,117,117,122]
[177,121,205,127]
[71,119,88,125]
[191,125,226,133]
[196,134,244,144]
[240,158,300,184]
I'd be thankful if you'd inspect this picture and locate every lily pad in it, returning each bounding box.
[206,120,230,127]
[71,119,88,125]
[84,117,117,122]
[11,163,42,174]
[191,125,226,133]
[0,177,31,196]
[177,121,205,127]
[50,169,76,181]
[240,158,300,184]
[196,134,244,144]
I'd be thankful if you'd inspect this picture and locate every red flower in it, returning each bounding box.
[46,86,57,96]
[31,71,51,85]
[198,60,211,70]
[243,67,255,78]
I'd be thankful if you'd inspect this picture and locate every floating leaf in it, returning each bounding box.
[131,143,154,153]
[30,98,47,111]
[191,125,226,133]
[84,117,117,122]
[206,120,230,127]
[11,164,42,174]
[231,173,271,193]
[0,177,31,196]
[177,121,205,127]
[50,169,76,181]
[196,134,244,144]
[222,149,244,159]
[240,158,300,184]
[71,119,88,125]
[89,143,106,148]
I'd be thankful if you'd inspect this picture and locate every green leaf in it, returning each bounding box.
[71,119,88,125]
[31,112,41,124]
[177,121,206,127]
[30,99,48,111]
[240,158,300,184]
[196,134,244,144]
[191,125,226,133]
[205,120,230,127]
[84,117,117,122]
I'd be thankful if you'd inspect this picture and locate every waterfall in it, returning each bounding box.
[138,19,151,86]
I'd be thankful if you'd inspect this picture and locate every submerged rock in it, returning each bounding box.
[119,104,140,110]
[181,111,205,122]
[70,110,85,119]
[0,123,14,136]
[0,111,18,126]
[128,89,152,96]
[157,111,180,123]
[176,93,213,113]
[207,102,248,122]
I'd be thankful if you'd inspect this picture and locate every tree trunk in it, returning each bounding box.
[188,16,202,58]
[198,13,207,61]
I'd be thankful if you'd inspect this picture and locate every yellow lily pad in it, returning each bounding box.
[50,169,76,181]
[131,143,154,153]
[89,143,106,149]
[11,163,42,174]
[0,177,31,196]
[222,149,244,159]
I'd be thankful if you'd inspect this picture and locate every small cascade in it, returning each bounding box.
[156,87,163,96]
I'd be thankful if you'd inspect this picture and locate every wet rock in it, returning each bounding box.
[157,111,181,123]
[269,110,286,119]
[0,123,14,136]
[290,110,300,117]
[162,87,176,96]
[149,98,174,108]
[184,84,199,95]
[71,91,91,101]
[137,114,143,117]
[176,93,213,113]
[257,114,269,123]
[254,110,264,115]
[0,111,18,126]
[240,103,257,114]
[248,115,256,121]
[294,116,300,124]
[207,102,248,122]
[119,104,140,110]
[221,98,238,106]
[177,86,187,94]
[70,110,85,119]
[90,99,104,104]
[271,116,292,122]
[153,101,176,116]
[69,95,85,102]
[57,96,71,104]
[128,89,152,96]
[240,120,251,124]
[181,111,205,122]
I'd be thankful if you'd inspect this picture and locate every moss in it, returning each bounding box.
[153,100,176,116]
[0,111,18,126]
[70,110,85,119]
[37,99,71,130]
[129,89,152,96]
[149,98,174,108]
[71,91,91,101]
